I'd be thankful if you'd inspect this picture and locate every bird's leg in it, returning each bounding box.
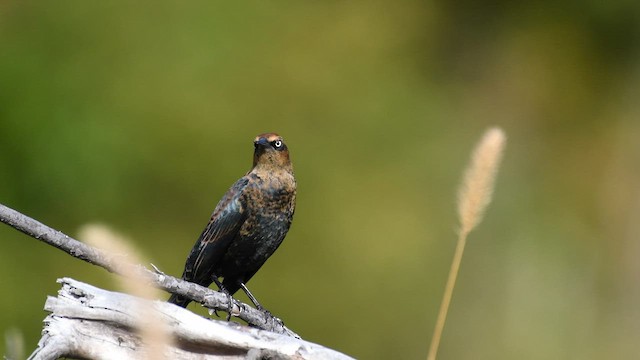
[212,276,234,321]
[238,282,263,310]
[239,282,283,327]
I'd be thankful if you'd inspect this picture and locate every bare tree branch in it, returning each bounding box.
[0,203,299,337]
[28,278,353,360]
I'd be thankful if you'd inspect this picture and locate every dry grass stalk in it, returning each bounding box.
[457,127,506,236]
[427,127,506,360]
[78,224,172,360]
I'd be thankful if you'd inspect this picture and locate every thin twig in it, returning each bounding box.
[0,202,299,338]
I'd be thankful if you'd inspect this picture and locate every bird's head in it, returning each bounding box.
[252,133,292,171]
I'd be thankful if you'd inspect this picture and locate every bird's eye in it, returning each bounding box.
[273,140,283,149]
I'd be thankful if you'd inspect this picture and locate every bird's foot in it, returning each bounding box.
[211,277,239,320]
[257,306,284,327]
[224,291,235,321]
[207,290,238,319]
[209,294,239,319]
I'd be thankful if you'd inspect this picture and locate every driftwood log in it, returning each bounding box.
[0,203,354,359]
[28,278,352,360]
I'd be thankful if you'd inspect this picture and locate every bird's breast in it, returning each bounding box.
[241,174,295,229]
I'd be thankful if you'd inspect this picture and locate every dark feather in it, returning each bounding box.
[183,177,249,286]
[168,133,296,310]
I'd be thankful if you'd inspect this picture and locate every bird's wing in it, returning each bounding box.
[183,177,249,285]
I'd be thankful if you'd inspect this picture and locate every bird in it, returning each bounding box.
[168,133,296,314]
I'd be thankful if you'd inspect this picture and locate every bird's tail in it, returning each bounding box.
[168,293,191,308]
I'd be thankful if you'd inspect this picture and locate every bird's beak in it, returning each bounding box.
[254,137,270,148]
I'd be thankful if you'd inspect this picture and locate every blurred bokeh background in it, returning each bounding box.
[1,1,639,359]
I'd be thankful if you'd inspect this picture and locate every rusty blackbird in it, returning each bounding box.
[168,133,296,313]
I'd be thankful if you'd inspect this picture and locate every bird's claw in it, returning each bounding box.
[257,306,283,327]
[225,300,244,320]
[206,290,237,320]
[209,298,236,319]
[224,292,236,321]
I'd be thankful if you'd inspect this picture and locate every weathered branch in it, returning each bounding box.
[0,203,297,337]
[28,278,353,360]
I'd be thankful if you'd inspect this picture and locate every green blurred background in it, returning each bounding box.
[1,1,639,359]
